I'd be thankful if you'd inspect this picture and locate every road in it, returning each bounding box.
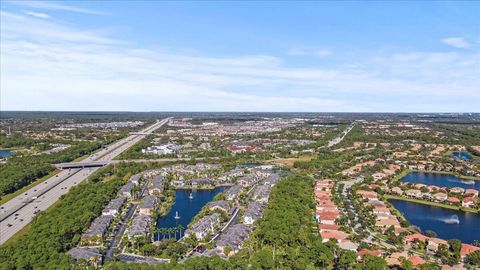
[327,123,355,147]
[0,118,170,245]
[104,181,148,261]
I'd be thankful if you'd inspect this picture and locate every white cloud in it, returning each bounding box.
[1,11,478,112]
[9,1,106,15]
[24,11,50,19]
[288,48,332,57]
[441,37,470,48]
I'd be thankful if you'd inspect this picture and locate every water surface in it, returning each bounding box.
[155,187,226,239]
[451,152,472,160]
[389,199,480,244]
[0,150,12,158]
[402,172,479,190]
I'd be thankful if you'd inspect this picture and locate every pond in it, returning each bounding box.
[389,199,480,244]
[402,172,479,190]
[0,150,13,158]
[451,152,472,160]
[154,187,227,240]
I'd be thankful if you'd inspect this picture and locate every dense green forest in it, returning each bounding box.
[0,133,35,148]
[0,141,103,197]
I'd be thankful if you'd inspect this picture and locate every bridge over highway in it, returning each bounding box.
[0,118,170,245]
[54,161,108,169]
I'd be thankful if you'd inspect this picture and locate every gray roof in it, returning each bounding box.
[206,200,230,212]
[129,174,141,183]
[103,196,126,214]
[225,185,243,199]
[252,185,271,201]
[244,201,265,221]
[68,247,101,261]
[150,176,165,190]
[83,215,113,238]
[263,173,280,186]
[128,216,151,237]
[140,195,157,210]
[217,224,253,250]
[185,213,220,235]
[119,182,134,194]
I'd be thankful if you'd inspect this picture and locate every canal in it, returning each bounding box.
[402,172,479,190]
[389,199,480,244]
[154,187,227,240]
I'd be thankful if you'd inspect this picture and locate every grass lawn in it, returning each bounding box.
[271,154,315,168]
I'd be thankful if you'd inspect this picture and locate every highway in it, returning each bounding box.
[0,118,170,245]
[327,123,355,147]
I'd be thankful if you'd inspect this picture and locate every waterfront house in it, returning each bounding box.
[462,197,477,208]
[206,200,230,213]
[427,238,448,253]
[391,187,403,196]
[405,189,423,198]
[464,189,478,197]
[450,187,465,194]
[432,192,448,202]
[127,216,151,238]
[225,185,243,201]
[448,197,461,204]
[184,213,221,240]
[404,233,429,247]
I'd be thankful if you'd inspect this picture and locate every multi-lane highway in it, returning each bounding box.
[0,118,169,245]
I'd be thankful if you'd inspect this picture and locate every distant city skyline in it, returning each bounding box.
[1,1,479,112]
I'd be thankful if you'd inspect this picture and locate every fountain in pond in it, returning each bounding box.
[441,215,460,224]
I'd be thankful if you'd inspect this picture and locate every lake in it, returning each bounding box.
[0,150,12,158]
[389,199,480,244]
[451,152,472,160]
[154,187,227,240]
[402,172,479,190]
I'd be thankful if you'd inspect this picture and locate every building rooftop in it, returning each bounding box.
[83,215,113,238]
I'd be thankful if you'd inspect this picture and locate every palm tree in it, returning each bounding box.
[177,224,185,239]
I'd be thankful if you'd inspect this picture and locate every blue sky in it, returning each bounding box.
[1,1,479,112]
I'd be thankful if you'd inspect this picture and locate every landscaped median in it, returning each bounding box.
[384,195,479,214]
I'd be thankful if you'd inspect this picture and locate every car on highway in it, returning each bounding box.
[7,224,12,227]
